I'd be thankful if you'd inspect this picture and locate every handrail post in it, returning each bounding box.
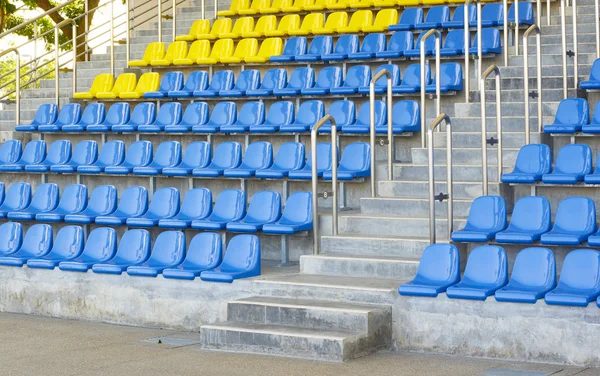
[158,0,162,42]
[514,0,519,55]
[572,0,579,89]
[311,115,338,255]
[54,24,60,106]
[84,0,89,61]
[126,0,131,64]
[71,21,77,96]
[464,0,470,102]
[477,0,482,89]
[537,0,541,26]
[561,0,568,98]
[54,19,77,107]
[427,114,453,244]
[214,0,218,19]
[172,0,176,41]
[480,65,503,196]
[369,69,394,197]
[420,29,441,148]
[503,0,508,66]
[0,49,20,125]
[523,25,542,145]
[110,0,115,76]
[202,0,205,19]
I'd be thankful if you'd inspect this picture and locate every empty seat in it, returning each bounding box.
[415,6,450,29]
[36,103,82,132]
[138,102,183,133]
[289,12,324,36]
[191,190,246,230]
[111,102,156,132]
[118,72,160,99]
[250,101,295,133]
[0,182,31,218]
[585,152,600,184]
[168,71,209,98]
[382,100,420,134]
[260,0,292,13]
[92,229,151,275]
[337,10,373,33]
[24,139,72,173]
[175,40,211,65]
[127,231,186,277]
[96,73,136,99]
[393,63,430,94]
[77,140,126,174]
[544,249,600,307]
[316,100,356,134]
[197,39,235,65]
[544,98,589,134]
[59,227,117,272]
[219,70,261,97]
[541,197,596,245]
[282,0,313,12]
[442,4,476,28]
[133,141,182,176]
[256,142,305,178]
[504,2,534,25]
[0,224,52,265]
[501,144,552,183]
[85,102,130,132]
[271,36,307,62]
[288,142,332,179]
[94,186,149,226]
[468,28,502,55]
[264,14,300,37]
[398,244,461,297]
[0,222,22,257]
[220,38,258,64]
[218,0,250,16]
[49,140,97,174]
[243,15,277,38]
[495,196,551,244]
[7,183,59,221]
[301,66,342,95]
[220,17,255,39]
[26,226,83,269]
[200,234,261,282]
[224,141,273,177]
[451,196,507,242]
[580,59,600,90]
[221,102,265,133]
[280,100,324,132]
[0,140,21,165]
[227,191,281,232]
[60,103,105,132]
[158,188,212,229]
[105,141,153,175]
[542,144,592,184]
[494,247,557,304]
[36,184,88,222]
[363,9,398,32]
[582,100,600,133]
[150,42,188,66]
[245,37,283,63]
[358,64,400,95]
[126,187,180,227]
[477,3,504,26]
[439,29,468,56]
[143,72,184,98]
[0,140,46,172]
[194,70,235,97]
[176,19,210,41]
[341,100,383,134]
[330,65,371,95]
[193,102,237,133]
[376,32,413,59]
[165,102,210,133]
[404,30,437,57]
[239,0,270,15]
[15,104,58,132]
[305,0,335,10]
[312,11,347,34]
[246,68,287,96]
[198,18,232,40]
[162,141,211,176]
[272,67,314,96]
[389,7,423,31]
[128,42,165,67]
[323,142,370,180]
[64,185,118,224]
[193,142,242,177]
[73,74,114,99]
[163,232,222,280]
[425,62,463,93]
[263,191,313,234]
[295,35,333,62]
[348,33,386,60]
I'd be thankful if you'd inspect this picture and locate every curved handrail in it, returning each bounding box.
[480,65,503,196]
[420,28,441,148]
[523,24,542,145]
[311,115,339,255]
[0,48,20,124]
[54,19,77,107]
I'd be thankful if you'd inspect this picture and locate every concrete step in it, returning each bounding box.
[509,52,597,66]
[300,253,419,280]
[410,147,519,165]
[338,214,464,238]
[378,180,500,199]
[393,163,500,182]
[431,131,542,147]
[455,102,559,117]
[429,116,550,132]
[473,87,577,102]
[498,65,587,79]
[320,234,433,258]
[360,196,473,217]
[484,76,577,91]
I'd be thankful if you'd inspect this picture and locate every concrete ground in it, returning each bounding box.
[1,312,598,376]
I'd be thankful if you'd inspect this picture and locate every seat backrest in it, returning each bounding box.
[308,35,333,55]
[158,71,184,92]
[134,72,160,95]
[360,33,386,53]
[128,102,156,126]
[589,58,600,81]
[373,64,400,87]
[123,140,153,167]
[300,13,324,31]
[51,225,84,258]
[225,0,249,12]
[510,247,556,289]
[79,103,105,126]
[209,101,237,125]
[19,140,46,165]
[348,9,372,28]
[554,98,589,126]
[324,11,348,29]
[254,15,277,34]
[260,68,287,90]
[32,104,58,125]
[277,14,300,33]
[246,191,281,223]
[265,101,294,126]
[233,38,259,59]
[281,36,307,57]
[236,102,265,126]
[306,142,333,171]
[56,184,88,213]
[473,27,501,49]
[183,71,209,92]
[328,100,355,126]
[398,7,423,25]
[112,73,137,95]
[209,39,235,59]
[592,100,600,124]
[557,249,600,290]
[425,5,450,22]
[248,0,269,11]
[81,227,117,260]
[554,144,593,174]
[373,9,398,28]
[181,141,211,168]
[415,31,436,51]
[387,31,413,54]
[314,66,342,89]
[464,195,507,232]
[152,141,182,167]
[295,100,324,124]
[114,229,151,264]
[55,103,82,126]
[508,1,533,23]
[154,102,183,126]
[444,29,466,50]
[356,100,385,126]
[273,142,305,170]
[211,141,242,168]
[103,103,130,126]
[433,62,463,87]
[553,196,596,233]
[287,67,314,89]
[241,141,273,168]
[0,222,22,254]
[70,140,98,166]
[462,245,508,285]
[147,187,180,217]
[180,188,212,219]
[413,244,460,284]
[508,196,551,233]
[20,224,53,257]
[3,182,31,211]
[392,100,420,128]
[185,232,222,268]
[280,191,312,225]
[210,18,232,36]
[220,234,260,273]
[257,37,283,58]
[208,70,235,91]
[343,65,371,88]
[212,190,246,220]
[87,185,118,215]
[116,186,148,216]
[182,102,209,126]
[163,42,188,62]
[29,183,59,211]
[45,140,72,165]
[0,140,22,164]
[187,40,211,61]
[333,33,359,55]
[87,74,114,96]
[339,142,370,171]
[451,4,476,22]
[481,3,503,22]
[233,70,261,91]
[187,19,210,36]
[401,63,430,86]
[140,42,165,62]
[97,140,126,166]
[512,144,551,175]
[149,231,186,265]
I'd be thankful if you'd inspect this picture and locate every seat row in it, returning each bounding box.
[579,58,600,91]
[451,195,600,246]
[399,244,600,307]
[542,98,600,134]
[0,223,260,283]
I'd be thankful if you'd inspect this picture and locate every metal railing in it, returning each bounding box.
[420,29,441,148]
[54,19,77,107]
[480,65,503,196]
[523,24,542,145]
[464,0,472,102]
[503,0,509,66]
[368,69,394,197]
[0,49,20,124]
[596,0,600,58]
[427,113,453,244]
[311,115,339,255]
[560,0,578,97]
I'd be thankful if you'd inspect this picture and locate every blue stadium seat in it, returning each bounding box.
[323,142,370,180]
[468,28,502,55]
[330,65,371,95]
[494,196,551,244]
[442,4,476,28]
[451,196,507,242]
[389,7,423,31]
[280,100,325,132]
[191,189,246,230]
[92,229,151,274]
[582,100,600,133]
[162,141,211,176]
[393,64,430,94]
[494,247,557,303]
[165,102,209,133]
[321,34,359,61]
[227,191,281,232]
[64,185,118,224]
[7,183,59,221]
[15,104,58,131]
[295,36,333,62]
[132,141,182,175]
[301,66,342,95]
[193,142,242,177]
[138,102,183,133]
[37,103,82,132]
[348,33,386,60]
[221,102,266,133]
[158,188,212,229]
[540,197,596,245]
[316,100,356,133]
[192,101,237,133]
[163,232,222,280]
[543,98,590,134]
[59,227,117,272]
[256,142,305,179]
[127,231,186,277]
[24,140,72,173]
[404,31,437,57]
[0,182,31,218]
[439,29,468,56]
[502,144,551,184]
[426,62,463,93]
[273,67,315,96]
[0,222,22,257]
[193,70,235,97]
[398,244,461,297]
[200,234,260,282]
[415,5,450,29]
[0,224,52,264]
[376,31,413,59]
[50,140,97,174]
[289,142,333,179]
[105,140,153,175]
[126,187,180,227]
[476,3,503,27]
[0,140,22,165]
[219,69,261,97]
[341,100,385,134]
[111,102,156,132]
[0,183,5,205]
[168,71,209,98]
[250,101,295,133]
[271,36,307,62]
[26,226,84,270]
[0,140,46,172]
[36,184,88,222]
[143,71,184,98]
[580,59,600,90]
[545,249,600,307]
[504,2,534,25]
[224,141,273,178]
[77,140,126,174]
[446,245,508,300]
[95,186,148,226]
[585,152,600,184]
[263,191,312,234]
[85,102,130,132]
[246,68,287,96]
[380,100,420,134]
[358,64,400,95]
[542,144,592,184]
[59,103,106,132]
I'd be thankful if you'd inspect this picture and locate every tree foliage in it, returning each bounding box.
[0,55,55,98]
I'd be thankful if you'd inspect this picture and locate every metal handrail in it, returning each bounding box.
[572,0,579,89]
[0,49,20,124]
[420,29,441,148]
[368,69,394,197]
[514,0,520,55]
[523,24,542,145]
[476,0,482,88]
[54,19,77,107]
[464,0,471,102]
[480,65,503,196]
[503,0,508,66]
[427,113,453,244]
[0,0,79,40]
[311,115,339,255]
[560,0,578,97]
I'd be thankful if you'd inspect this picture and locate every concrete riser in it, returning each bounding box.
[300,254,419,280]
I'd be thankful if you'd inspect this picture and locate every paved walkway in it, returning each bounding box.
[1,312,598,376]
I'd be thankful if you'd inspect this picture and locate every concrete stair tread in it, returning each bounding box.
[322,233,448,242]
[232,296,384,314]
[308,253,420,262]
[255,273,401,292]
[203,321,364,340]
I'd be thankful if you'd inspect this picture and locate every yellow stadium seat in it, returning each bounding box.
[362,9,398,32]
[337,10,372,33]
[244,37,282,63]
[263,14,300,36]
[175,20,210,41]
[238,0,271,15]
[220,38,259,63]
[282,0,314,12]
[217,0,250,16]
[305,0,336,10]
[150,41,188,66]
[173,40,210,65]
[288,13,324,36]
[313,11,347,34]
[96,73,137,99]
[197,39,234,64]
[220,17,254,39]
[73,74,114,99]
[260,0,293,13]
[119,73,160,99]
[242,16,277,38]
[328,0,352,9]
[421,0,445,3]
[197,18,232,40]
[351,0,376,8]
[128,42,165,67]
